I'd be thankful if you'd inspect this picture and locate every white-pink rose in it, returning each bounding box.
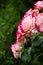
[18,9,39,34]
[34,1,43,10]
[16,9,34,40]
[35,13,43,32]
[19,15,35,33]
[11,42,22,59]
[20,16,33,32]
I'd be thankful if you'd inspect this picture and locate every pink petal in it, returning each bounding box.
[35,13,43,32]
[11,42,22,59]
[34,1,43,10]
[39,23,43,32]
[20,16,33,32]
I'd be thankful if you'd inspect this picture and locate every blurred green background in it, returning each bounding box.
[0,0,43,65]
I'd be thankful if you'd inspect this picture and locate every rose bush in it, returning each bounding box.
[11,1,43,59]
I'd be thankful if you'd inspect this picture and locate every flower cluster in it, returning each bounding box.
[11,1,43,59]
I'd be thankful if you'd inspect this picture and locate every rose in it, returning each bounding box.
[34,1,43,10]
[20,15,34,33]
[18,9,33,34]
[17,9,36,34]
[35,13,43,32]
[11,41,22,59]
[17,9,39,38]
[16,9,36,41]
[16,8,39,40]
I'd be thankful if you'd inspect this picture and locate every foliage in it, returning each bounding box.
[0,0,43,65]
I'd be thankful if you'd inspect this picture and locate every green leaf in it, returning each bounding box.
[32,60,40,65]
[32,36,43,46]
[21,52,31,62]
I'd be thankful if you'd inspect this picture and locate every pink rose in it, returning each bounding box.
[34,1,43,10]
[18,9,39,34]
[18,15,34,33]
[16,9,39,40]
[16,9,34,40]
[35,13,43,32]
[20,15,34,33]
[11,42,22,59]
[17,9,33,33]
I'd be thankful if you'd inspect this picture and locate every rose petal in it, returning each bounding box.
[35,13,43,32]
[34,1,43,10]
